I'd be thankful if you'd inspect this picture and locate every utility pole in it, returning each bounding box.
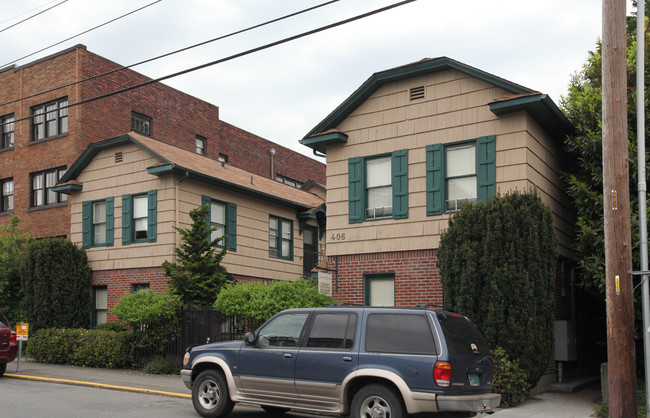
[602,0,638,416]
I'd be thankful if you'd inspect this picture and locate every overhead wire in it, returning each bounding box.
[0,0,340,108]
[2,0,418,130]
[1,0,163,69]
[0,0,68,33]
[0,0,64,25]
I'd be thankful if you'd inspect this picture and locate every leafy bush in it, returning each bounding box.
[25,328,79,364]
[0,215,32,326]
[22,238,92,331]
[26,328,131,368]
[94,322,128,332]
[69,330,132,368]
[214,279,335,322]
[143,356,181,375]
[491,346,530,408]
[113,290,180,353]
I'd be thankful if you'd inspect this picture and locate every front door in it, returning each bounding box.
[238,312,309,402]
[294,312,359,408]
[303,226,318,276]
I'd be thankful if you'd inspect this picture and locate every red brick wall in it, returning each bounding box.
[92,267,168,323]
[328,249,443,306]
[0,45,325,238]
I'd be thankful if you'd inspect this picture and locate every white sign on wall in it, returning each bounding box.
[318,272,332,297]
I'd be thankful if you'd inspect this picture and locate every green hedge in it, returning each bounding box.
[26,328,132,368]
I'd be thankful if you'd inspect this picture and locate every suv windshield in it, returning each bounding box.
[436,312,489,356]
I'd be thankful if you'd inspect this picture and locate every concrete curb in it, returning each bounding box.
[4,372,191,399]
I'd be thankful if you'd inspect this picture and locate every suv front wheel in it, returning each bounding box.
[192,370,235,418]
[351,384,405,418]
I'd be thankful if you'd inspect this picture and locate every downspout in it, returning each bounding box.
[270,148,276,179]
[174,171,190,263]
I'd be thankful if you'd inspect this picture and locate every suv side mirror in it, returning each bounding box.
[244,332,256,345]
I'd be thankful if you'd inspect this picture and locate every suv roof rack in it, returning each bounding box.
[327,302,366,307]
[413,304,455,312]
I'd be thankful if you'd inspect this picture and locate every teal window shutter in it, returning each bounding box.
[147,190,157,242]
[348,157,364,223]
[202,195,212,235]
[391,149,409,219]
[226,202,237,251]
[82,201,92,248]
[106,197,114,246]
[122,194,133,245]
[426,144,444,215]
[477,135,496,202]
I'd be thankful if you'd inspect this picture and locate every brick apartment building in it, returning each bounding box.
[0,44,325,239]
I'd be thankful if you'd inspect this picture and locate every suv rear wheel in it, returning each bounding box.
[192,370,235,418]
[351,384,405,418]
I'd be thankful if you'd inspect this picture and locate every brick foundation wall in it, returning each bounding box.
[328,249,443,306]
[92,267,168,322]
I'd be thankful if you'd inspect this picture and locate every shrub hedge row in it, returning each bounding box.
[26,328,132,369]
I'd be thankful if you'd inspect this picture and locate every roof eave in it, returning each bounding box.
[489,94,573,138]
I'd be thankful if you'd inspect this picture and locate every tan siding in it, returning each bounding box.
[70,143,321,281]
[324,68,573,258]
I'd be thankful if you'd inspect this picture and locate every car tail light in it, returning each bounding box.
[10,331,16,343]
[434,361,452,387]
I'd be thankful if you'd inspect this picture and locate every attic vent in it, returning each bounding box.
[115,152,123,163]
[410,86,425,101]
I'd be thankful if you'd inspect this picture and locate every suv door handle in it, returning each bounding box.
[283,353,293,359]
[342,356,353,362]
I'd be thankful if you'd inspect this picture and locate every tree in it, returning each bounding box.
[0,216,32,325]
[214,279,335,322]
[163,204,228,308]
[560,4,648,297]
[21,238,92,331]
[438,191,558,386]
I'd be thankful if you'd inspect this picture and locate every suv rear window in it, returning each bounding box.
[366,313,436,354]
[436,312,489,355]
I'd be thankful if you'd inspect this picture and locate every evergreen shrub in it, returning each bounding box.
[438,191,557,386]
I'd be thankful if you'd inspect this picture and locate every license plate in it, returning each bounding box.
[469,373,480,387]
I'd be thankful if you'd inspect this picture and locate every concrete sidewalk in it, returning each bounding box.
[3,358,602,417]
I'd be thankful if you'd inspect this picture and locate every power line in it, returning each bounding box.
[2,0,417,130]
[0,0,340,108]
[0,0,68,33]
[1,0,163,69]
[0,0,63,25]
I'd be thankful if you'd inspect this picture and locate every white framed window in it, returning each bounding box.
[365,156,392,219]
[445,144,477,211]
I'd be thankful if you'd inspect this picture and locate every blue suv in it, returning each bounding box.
[181,305,501,417]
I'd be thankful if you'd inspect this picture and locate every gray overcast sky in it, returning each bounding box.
[2,0,628,159]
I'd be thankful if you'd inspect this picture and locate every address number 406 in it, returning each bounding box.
[330,233,346,241]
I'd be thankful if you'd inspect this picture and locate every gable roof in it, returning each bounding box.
[57,132,324,210]
[301,57,572,151]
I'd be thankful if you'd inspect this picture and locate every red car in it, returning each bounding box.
[0,310,17,377]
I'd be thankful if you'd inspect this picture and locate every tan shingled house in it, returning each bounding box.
[55,132,325,325]
[301,57,584,387]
